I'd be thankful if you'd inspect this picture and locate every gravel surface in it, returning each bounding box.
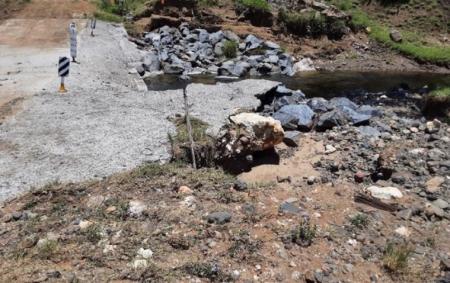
[0,21,280,202]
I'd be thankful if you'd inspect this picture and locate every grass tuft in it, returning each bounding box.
[223,40,238,58]
[236,0,270,12]
[383,242,412,272]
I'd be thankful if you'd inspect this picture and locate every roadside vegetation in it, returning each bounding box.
[324,0,450,65]
[93,0,149,22]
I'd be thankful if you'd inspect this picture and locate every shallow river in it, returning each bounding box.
[145,71,450,98]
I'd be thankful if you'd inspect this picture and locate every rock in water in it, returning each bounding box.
[273,104,315,131]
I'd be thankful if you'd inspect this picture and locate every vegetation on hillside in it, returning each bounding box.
[324,0,450,65]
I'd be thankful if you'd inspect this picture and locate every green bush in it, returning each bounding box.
[279,9,346,39]
[222,40,238,58]
[237,0,270,12]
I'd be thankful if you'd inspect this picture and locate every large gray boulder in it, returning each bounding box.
[142,52,160,72]
[316,109,347,131]
[307,97,330,113]
[339,106,371,125]
[329,97,358,110]
[273,104,315,131]
[245,34,262,50]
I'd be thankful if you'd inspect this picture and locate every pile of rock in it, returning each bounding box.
[259,85,381,132]
[139,23,306,77]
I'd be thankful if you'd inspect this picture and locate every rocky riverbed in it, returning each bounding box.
[1,80,449,281]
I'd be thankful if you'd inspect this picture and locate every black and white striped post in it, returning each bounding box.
[58,56,70,93]
[69,22,77,62]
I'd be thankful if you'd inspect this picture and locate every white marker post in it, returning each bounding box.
[69,22,77,62]
[58,57,70,93]
[90,18,97,37]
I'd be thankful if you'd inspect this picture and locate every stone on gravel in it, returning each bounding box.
[307,97,330,113]
[425,120,441,134]
[227,112,285,150]
[358,126,381,137]
[142,52,160,72]
[178,185,193,194]
[389,29,402,42]
[366,186,403,200]
[426,176,445,193]
[316,110,347,130]
[324,144,337,154]
[433,199,449,210]
[128,201,147,217]
[273,104,315,131]
[329,97,358,110]
[207,211,232,224]
[395,226,410,237]
[283,130,301,147]
[293,58,315,72]
[137,248,153,259]
[425,203,445,218]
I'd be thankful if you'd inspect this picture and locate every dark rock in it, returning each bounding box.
[358,105,382,117]
[273,93,305,111]
[329,97,358,110]
[207,212,232,224]
[339,106,371,125]
[273,104,315,131]
[233,180,248,191]
[279,201,302,215]
[283,130,301,147]
[307,97,330,113]
[316,110,347,131]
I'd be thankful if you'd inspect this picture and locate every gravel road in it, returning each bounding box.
[0,21,280,202]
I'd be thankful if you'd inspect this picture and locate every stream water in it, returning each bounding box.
[145,71,450,98]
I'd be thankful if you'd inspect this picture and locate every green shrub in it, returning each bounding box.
[222,40,238,58]
[289,220,317,247]
[237,0,270,12]
[279,9,345,39]
[349,213,369,229]
[429,87,450,98]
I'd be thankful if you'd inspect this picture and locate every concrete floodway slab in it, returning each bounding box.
[0,21,280,202]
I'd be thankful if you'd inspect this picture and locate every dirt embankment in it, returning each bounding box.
[130,0,449,74]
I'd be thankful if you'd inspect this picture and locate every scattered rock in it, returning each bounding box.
[178,185,193,194]
[366,186,403,200]
[425,176,445,193]
[273,104,315,131]
[128,201,147,217]
[389,29,402,42]
[283,130,301,147]
[207,211,232,224]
